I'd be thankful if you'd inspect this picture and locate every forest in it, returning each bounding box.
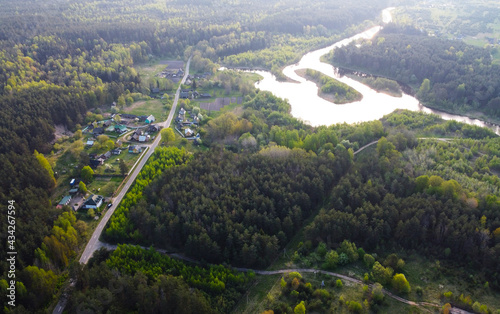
[327,24,500,120]
[0,0,392,310]
[303,110,500,287]
[2,0,500,312]
[66,245,253,313]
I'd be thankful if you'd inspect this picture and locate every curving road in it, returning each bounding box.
[353,137,458,156]
[52,57,191,314]
[97,243,472,313]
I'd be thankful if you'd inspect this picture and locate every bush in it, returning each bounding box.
[443,291,453,299]
[415,286,423,296]
[347,301,362,313]
[316,242,327,257]
[364,254,375,268]
[392,273,411,294]
[313,289,330,299]
[294,301,306,314]
[372,283,384,303]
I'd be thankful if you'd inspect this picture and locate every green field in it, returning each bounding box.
[396,1,500,49]
[124,99,167,121]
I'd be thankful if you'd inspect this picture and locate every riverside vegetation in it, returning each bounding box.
[296,69,363,104]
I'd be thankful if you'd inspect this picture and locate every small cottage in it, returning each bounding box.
[57,195,72,209]
[145,115,155,124]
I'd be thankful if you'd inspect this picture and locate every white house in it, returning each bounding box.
[82,194,103,210]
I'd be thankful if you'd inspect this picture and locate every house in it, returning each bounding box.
[148,124,159,133]
[138,115,148,122]
[145,115,155,124]
[103,120,112,127]
[82,194,103,210]
[200,93,211,98]
[69,188,79,195]
[115,125,127,133]
[152,87,160,93]
[179,108,186,116]
[57,195,72,209]
[180,91,190,99]
[89,159,104,168]
[175,115,183,123]
[86,140,94,147]
[128,145,143,154]
[101,151,112,160]
[111,148,121,155]
[93,127,104,136]
[184,128,194,137]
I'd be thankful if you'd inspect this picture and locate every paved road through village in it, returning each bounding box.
[52,57,191,314]
[78,56,191,265]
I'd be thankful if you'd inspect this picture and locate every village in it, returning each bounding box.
[50,59,250,224]
[54,96,206,216]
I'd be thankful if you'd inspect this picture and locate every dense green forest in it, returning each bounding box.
[103,91,388,268]
[327,25,500,120]
[0,0,390,78]
[3,0,500,312]
[304,110,500,290]
[120,149,338,268]
[0,0,392,311]
[66,245,252,313]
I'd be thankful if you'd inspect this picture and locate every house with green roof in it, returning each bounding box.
[57,195,72,209]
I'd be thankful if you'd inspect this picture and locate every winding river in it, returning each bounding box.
[251,8,500,135]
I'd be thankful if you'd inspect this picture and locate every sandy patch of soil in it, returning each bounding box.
[52,124,74,143]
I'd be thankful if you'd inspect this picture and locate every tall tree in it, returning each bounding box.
[81,166,94,183]
[119,159,128,176]
[160,128,176,144]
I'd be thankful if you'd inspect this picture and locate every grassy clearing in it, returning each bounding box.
[401,254,500,311]
[464,37,487,47]
[86,176,122,198]
[243,271,420,314]
[123,99,167,121]
[135,59,170,82]
[232,274,281,314]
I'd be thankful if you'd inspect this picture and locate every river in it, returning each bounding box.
[250,8,500,135]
